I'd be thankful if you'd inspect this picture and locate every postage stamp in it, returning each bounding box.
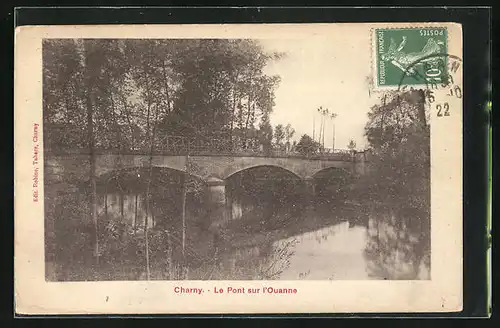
[375,27,448,88]
[14,23,463,315]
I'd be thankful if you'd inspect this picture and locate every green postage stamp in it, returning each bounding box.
[375,27,448,87]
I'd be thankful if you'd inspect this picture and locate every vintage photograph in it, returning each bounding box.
[15,23,463,314]
[43,36,431,282]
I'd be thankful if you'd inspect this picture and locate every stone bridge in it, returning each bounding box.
[44,132,370,186]
[45,151,367,184]
[45,150,369,227]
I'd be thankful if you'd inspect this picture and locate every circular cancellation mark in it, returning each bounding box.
[397,53,463,95]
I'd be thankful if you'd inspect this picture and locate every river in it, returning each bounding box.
[46,168,430,281]
[187,199,430,281]
[212,221,370,280]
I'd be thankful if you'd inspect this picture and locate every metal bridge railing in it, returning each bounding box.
[46,135,361,161]
[153,135,356,161]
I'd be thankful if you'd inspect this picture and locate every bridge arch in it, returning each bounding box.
[223,164,304,181]
[309,166,352,179]
[92,166,207,194]
[95,163,205,182]
[308,166,355,201]
[94,154,199,179]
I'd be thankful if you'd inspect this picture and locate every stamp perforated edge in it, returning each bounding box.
[370,26,451,92]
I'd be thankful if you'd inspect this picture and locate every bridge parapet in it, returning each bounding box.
[46,146,358,162]
[45,152,368,187]
[44,135,370,185]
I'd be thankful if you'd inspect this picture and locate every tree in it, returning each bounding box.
[43,39,87,149]
[284,124,295,149]
[347,139,357,152]
[274,124,285,149]
[43,39,284,153]
[258,112,273,154]
[362,89,429,210]
[358,89,430,279]
[43,39,162,278]
[159,39,283,143]
[81,40,100,267]
[44,39,131,269]
[295,134,321,156]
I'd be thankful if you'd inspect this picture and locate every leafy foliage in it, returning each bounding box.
[347,139,357,151]
[274,124,285,148]
[356,90,430,279]
[295,134,322,156]
[284,124,296,146]
[258,112,273,154]
[43,39,284,151]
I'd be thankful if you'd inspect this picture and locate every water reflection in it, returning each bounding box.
[46,167,430,281]
[364,206,430,280]
[209,221,368,280]
[204,205,429,281]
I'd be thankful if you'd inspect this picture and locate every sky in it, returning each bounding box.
[260,37,380,150]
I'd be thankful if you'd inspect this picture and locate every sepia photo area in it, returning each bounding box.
[42,37,431,283]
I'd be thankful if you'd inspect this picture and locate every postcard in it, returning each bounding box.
[14,22,463,314]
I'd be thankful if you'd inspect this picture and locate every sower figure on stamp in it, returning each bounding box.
[382,36,445,75]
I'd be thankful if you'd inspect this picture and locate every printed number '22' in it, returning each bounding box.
[436,103,450,117]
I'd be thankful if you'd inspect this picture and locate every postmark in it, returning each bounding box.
[375,27,448,88]
[396,54,463,119]
[397,54,462,92]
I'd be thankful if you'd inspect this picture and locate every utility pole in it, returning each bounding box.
[317,106,322,145]
[323,108,329,149]
[312,116,315,142]
[317,106,329,150]
[330,112,338,151]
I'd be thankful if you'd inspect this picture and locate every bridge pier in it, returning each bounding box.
[206,176,227,208]
[354,151,367,175]
[206,177,230,254]
[206,176,228,224]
